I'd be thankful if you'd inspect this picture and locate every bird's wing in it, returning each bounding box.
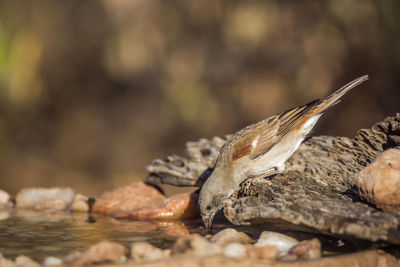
[232,100,319,161]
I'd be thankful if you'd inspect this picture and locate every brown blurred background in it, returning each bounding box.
[0,0,399,196]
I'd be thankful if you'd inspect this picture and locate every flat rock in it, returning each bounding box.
[116,192,199,220]
[15,187,74,212]
[354,149,400,212]
[147,114,400,244]
[92,182,165,215]
[62,240,127,266]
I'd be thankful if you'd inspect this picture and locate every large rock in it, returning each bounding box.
[92,182,165,215]
[354,149,400,212]
[147,114,400,244]
[16,187,74,211]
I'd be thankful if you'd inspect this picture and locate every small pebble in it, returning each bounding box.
[255,231,299,256]
[289,238,321,260]
[211,228,252,245]
[0,190,10,210]
[0,252,15,267]
[131,242,167,262]
[16,187,74,212]
[15,255,41,267]
[223,242,247,259]
[171,234,220,256]
[69,193,89,212]
[246,245,279,261]
[43,256,62,267]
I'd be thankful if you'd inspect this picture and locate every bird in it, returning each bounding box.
[198,75,369,228]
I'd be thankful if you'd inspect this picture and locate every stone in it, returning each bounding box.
[69,193,89,212]
[0,252,15,267]
[246,245,279,261]
[43,257,62,267]
[146,114,400,244]
[131,242,167,262]
[92,182,165,215]
[0,190,10,210]
[171,234,221,256]
[223,243,247,259]
[62,240,127,265]
[210,228,252,245]
[116,192,199,220]
[354,149,400,212]
[15,255,41,267]
[15,187,74,212]
[255,231,298,256]
[289,238,321,260]
[0,211,10,221]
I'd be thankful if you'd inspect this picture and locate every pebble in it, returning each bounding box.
[289,238,321,260]
[223,243,247,259]
[62,240,127,265]
[0,252,15,267]
[211,228,252,245]
[171,234,221,256]
[246,245,279,261]
[15,255,41,267]
[0,190,10,210]
[117,191,199,220]
[131,242,168,262]
[43,256,62,267]
[354,149,400,212]
[0,211,10,221]
[255,231,299,256]
[92,182,165,215]
[69,193,89,212]
[15,187,74,212]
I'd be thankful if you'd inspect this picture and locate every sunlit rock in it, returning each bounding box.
[62,240,127,266]
[355,149,400,212]
[255,231,298,256]
[223,242,247,259]
[15,255,41,267]
[210,228,252,245]
[69,193,89,212]
[15,187,74,212]
[288,238,321,260]
[43,256,62,267]
[131,242,169,262]
[117,191,199,220]
[92,182,165,215]
[0,190,10,210]
[171,234,221,256]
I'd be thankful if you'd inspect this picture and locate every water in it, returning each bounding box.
[0,210,206,262]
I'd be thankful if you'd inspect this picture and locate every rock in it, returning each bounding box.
[69,193,89,212]
[0,252,15,267]
[15,187,74,211]
[255,231,298,256]
[354,149,400,212]
[0,211,10,221]
[62,240,127,265]
[15,255,41,267]
[0,190,10,210]
[223,243,247,259]
[92,182,165,215]
[43,256,62,267]
[171,234,221,256]
[289,238,321,260]
[116,191,199,220]
[210,228,252,245]
[131,242,168,262]
[246,245,279,261]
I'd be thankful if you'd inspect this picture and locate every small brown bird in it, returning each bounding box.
[198,75,369,228]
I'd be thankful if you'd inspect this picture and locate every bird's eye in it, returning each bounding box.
[206,205,211,211]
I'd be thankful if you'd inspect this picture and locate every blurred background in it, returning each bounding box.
[0,0,399,196]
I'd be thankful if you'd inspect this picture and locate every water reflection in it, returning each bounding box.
[0,211,204,262]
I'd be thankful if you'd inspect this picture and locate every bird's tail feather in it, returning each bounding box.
[317,75,369,114]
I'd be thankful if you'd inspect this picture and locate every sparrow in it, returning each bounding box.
[198,75,369,228]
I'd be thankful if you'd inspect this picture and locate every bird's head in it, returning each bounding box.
[198,173,233,228]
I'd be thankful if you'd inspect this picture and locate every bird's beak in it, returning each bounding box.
[201,214,215,229]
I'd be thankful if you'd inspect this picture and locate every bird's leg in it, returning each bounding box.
[241,167,282,195]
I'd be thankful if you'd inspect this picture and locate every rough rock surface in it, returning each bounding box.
[92,182,165,215]
[354,149,400,212]
[15,187,75,211]
[146,114,400,244]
